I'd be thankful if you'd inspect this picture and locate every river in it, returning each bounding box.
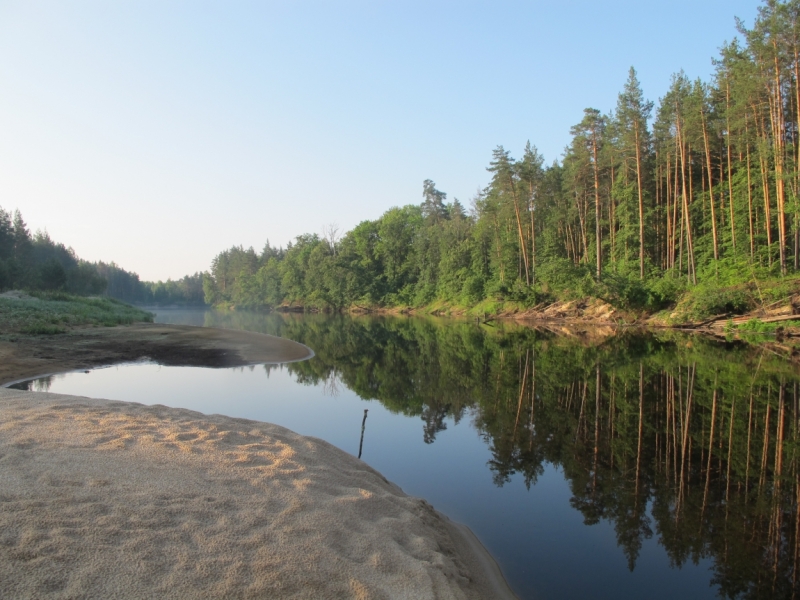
[12,309,800,599]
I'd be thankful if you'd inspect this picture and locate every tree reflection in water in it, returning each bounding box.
[173,311,800,598]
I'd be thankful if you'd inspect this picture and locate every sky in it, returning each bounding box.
[0,0,762,281]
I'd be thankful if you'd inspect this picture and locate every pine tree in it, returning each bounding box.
[422,179,448,224]
[615,68,654,278]
[488,147,531,285]
[519,142,545,284]
[570,109,607,280]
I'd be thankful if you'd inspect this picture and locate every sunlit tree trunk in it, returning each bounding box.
[794,43,800,270]
[726,80,737,253]
[666,153,674,269]
[677,116,697,284]
[592,138,602,280]
[701,109,720,260]
[746,129,756,261]
[634,122,646,278]
[507,175,530,285]
[529,190,536,286]
[769,42,788,273]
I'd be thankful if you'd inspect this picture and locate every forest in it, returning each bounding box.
[6,0,800,321]
[203,0,800,318]
[0,206,203,305]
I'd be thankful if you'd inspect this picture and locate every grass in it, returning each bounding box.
[736,317,800,333]
[714,317,800,346]
[0,291,154,335]
[649,273,800,324]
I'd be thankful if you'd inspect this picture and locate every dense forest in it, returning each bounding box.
[203,0,800,316]
[0,206,203,305]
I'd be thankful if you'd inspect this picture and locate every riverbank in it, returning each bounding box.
[0,388,514,599]
[0,290,154,334]
[0,324,516,599]
[265,275,800,333]
[0,323,313,386]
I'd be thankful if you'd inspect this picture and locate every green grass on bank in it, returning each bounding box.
[210,260,800,327]
[405,275,800,324]
[413,266,800,324]
[734,317,800,334]
[0,291,154,334]
[720,317,800,346]
[656,277,798,324]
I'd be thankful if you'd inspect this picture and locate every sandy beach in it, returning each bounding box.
[0,326,516,599]
[0,323,315,386]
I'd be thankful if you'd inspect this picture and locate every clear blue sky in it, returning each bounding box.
[0,0,760,281]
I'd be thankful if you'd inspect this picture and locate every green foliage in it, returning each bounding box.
[594,271,649,309]
[21,323,67,335]
[461,274,485,304]
[737,317,800,333]
[678,284,754,321]
[644,272,687,309]
[98,261,205,305]
[37,258,67,291]
[198,0,800,318]
[67,262,107,295]
[0,205,205,306]
[531,259,589,297]
[0,292,153,334]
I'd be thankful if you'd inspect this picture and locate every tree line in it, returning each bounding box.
[205,0,800,313]
[97,262,205,306]
[0,207,106,295]
[0,206,203,305]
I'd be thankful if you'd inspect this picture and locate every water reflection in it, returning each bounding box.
[14,309,799,598]
[14,374,56,392]
[183,311,799,599]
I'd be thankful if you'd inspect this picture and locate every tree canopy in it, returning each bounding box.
[204,0,800,313]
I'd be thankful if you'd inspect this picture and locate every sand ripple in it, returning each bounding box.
[0,388,513,599]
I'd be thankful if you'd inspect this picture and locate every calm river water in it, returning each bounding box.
[10,309,800,599]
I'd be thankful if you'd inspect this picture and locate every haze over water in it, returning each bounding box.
[15,310,799,599]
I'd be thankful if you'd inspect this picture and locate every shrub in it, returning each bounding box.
[596,272,649,309]
[461,275,485,304]
[22,323,67,334]
[646,274,686,310]
[683,286,753,321]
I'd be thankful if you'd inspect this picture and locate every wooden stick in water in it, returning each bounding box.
[358,409,368,459]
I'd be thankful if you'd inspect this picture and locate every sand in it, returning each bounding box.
[0,374,516,598]
[0,323,315,387]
